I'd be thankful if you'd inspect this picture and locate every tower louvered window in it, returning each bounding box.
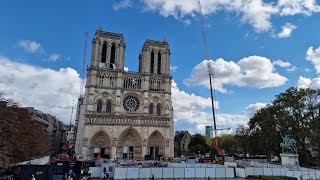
[101,43,107,63]
[157,52,161,74]
[150,51,154,74]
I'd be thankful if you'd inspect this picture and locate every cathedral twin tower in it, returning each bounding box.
[75,28,174,159]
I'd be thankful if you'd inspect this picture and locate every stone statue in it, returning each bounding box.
[280,133,297,154]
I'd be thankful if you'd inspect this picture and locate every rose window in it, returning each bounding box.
[123,95,140,112]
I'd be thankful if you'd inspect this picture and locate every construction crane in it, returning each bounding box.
[80,32,88,98]
[196,0,229,152]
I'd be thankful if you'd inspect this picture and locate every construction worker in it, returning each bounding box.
[88,168,92,178]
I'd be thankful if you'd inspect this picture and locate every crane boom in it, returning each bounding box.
[196,0,220,150]
[80,32,88,97]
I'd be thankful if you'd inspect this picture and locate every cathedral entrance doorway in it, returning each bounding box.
[118,127,142,159]
[89,131,111,159]
[147,131,165,160]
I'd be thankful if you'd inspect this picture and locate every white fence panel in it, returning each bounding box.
[280,168,287,176]
[162,168,174,179]
[139,168,151,179]
[293,171,302,179]
[206,168,216,178]
[185,168,195,178]
[114,168,127,180]
[254,168,263,176]
[226,168,234,178]
[194,164,201,168]
[285,170,294,178]
[173,168,185,179]
[195,168,206,178]
[272,168,281,176]
[263,168,272,176]
[316,171,320,178]
[127,168,139,179]
[245,167,254,176]
[151,168,163,179]
[216,167,226,178]
[237,168,246,178]
[89,167,101,178]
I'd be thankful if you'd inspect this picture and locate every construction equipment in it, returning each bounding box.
[80,32,88,97]
[196,0,230,152]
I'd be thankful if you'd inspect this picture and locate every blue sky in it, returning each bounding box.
[1,0,320,134]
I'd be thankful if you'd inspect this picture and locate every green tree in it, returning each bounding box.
[189,134,212,155]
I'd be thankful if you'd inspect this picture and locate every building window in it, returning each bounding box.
[150,51,154,74]
[156,104,161,115]
[110,44,116,68]
[157,52,161,74]
[149,103,154,114]
[106,100,112,113]
[123,95,140,113]
[101,43,107,63]
[97,100,102,113]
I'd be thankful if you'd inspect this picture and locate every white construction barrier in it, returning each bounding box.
[151,168,163,179]
[127,168,139,179]
[206,168,216,178]
[254,168,263,176]
[263,168,272,176]
[195,168,206,178]
[173,168,184,179]
[216,167,226,178]
[114,168,127,179]
[185,168,195,178]
[226,168,234,178]
[162,168,174,179]
[139,168,151,179]
[89,167,101,178]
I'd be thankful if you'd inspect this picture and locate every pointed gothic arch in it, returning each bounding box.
[150,51,154,74]
[101,43,107,63]
[97,100,102,113]
[117,127,142,159]
[110,43,116,68]
[156,104,162,116]
[89,130,111,158]
[157,51,161,74]
[106,100,112,113]
[147,130,165,159]
[149,103,154,114]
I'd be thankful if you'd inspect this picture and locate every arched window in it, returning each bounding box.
[106,100,112,113]
[157,52,161,74]
[156,104,161,116]
[150,51,154,74]
[149,103,154,114]
[101,43,107,63]
[110,44,116,68]
[97,100,102,113]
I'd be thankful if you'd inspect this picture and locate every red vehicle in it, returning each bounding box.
[49,152,72,163]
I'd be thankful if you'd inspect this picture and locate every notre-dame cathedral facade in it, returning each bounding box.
[75,28,174,160]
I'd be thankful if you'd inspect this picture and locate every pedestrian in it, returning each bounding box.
[31,174,36,180]
[88,168,92,178]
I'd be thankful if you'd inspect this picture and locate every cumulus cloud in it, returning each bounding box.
[49,53,61,61]
[277,23,297,38]
[273,60,291,67]
[0,56,80,124]
[278,0,320,16]
[112,0,133,11]
[184,56,288,93]
[246,102,268,116]
[297,76,320,89]
[306,46,320,73]
[19,40,42,53]
[171,80,248,134]
[114,0,320,33]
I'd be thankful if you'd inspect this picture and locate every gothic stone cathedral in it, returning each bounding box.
[75,28,174,160]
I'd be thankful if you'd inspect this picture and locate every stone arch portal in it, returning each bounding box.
[117,127,142,159]
[147,130,165,159]
[89,131,111,159]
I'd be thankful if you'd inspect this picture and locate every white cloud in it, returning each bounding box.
[170,65,178,72]
[19,40,42,53]
[49,53,61,61]
[246,102,267,116]
[277,23,297,38]
[141,0,278,32]
[273,60,291,67]
[112,0,133,11]
[306,46,320,73]
[184,56,288,93]
[297,76,320,89]
[171,80,249,134]
[0,56,80,124]
[124,67,129,72]
[297,76,311,88]
[278,0,320,16]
